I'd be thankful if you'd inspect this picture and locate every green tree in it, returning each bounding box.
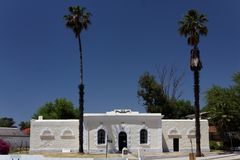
[137,72,194,118]
[232,72,240,97]
[64,6,91,153]
[204,86,240,149]
[0,117,15,127]
[171,100,194,119]
[204,73,240,137]
[137,72,171,116]
[32,98,79,119]
[205,87,239,131]
[19,121,30,130]
[178,9,208,157]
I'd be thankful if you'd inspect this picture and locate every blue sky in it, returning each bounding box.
[0,0,239,125]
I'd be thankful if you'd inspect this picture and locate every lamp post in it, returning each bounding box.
[106,135,108,158]
[190,47,202,157]
[106,135,112,158]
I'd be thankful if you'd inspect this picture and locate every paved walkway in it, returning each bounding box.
[1,153,240,160]
[0,155,93,160]
[142,153,240,160]
[135,151,240,160]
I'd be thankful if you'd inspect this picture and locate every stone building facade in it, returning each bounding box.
[30,109,209,153]
[162,120,209,152]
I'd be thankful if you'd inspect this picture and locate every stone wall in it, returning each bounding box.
[30,114,210,153]
[85,118,162,153]
[162,119,210,152]
[30,119,81,152]
[30,115,163,153]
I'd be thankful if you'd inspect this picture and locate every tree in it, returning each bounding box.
[157,66,185,101]
[137,72,194,118]
[232,72,240,97]
[32,98,79,119]
[0,117,15,127]
[172,100,194,119]
[178,9,208,157]
[205,86,240,132]
[19,121,30,130]
[204,86,240,149]
[137,72,171,116]
[204,72,240,147]
[64,6,91,153]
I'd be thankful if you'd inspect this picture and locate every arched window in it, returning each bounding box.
[40,128,54,140]
[140,129,148,144]
[61,128,75,139]
[187,128,196,138]
[42,130,52,136]
[97,129,105,144]
[168,127,181,138]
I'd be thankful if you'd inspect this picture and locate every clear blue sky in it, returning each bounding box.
[0,0,239,125]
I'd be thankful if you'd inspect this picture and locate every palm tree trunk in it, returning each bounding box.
[194,70,201,157]
[78,36,84,153]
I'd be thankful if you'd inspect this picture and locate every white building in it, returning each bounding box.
[30,109,209,153]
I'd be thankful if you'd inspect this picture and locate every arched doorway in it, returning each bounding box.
[118,131,127,152]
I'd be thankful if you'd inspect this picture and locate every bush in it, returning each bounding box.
[210,140,218,150]
[0,139,10,154]
[218,141,224,150]
[210,140,224,150]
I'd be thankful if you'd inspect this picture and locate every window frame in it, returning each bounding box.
[97,129,106,145]
[140,129,148,144]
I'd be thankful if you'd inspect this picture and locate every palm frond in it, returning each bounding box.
[64,5,91,38]
[199,14,208,23]
[198,26,208,36]
[178,9,208,46]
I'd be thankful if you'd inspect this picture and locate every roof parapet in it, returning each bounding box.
[106,109,139,115]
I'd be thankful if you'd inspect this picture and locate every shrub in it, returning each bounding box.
[210,140,218,150]
[0,139,10,154]
[210,140,224,150]
[218,141,224,150]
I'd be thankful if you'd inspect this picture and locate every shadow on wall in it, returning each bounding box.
[162,135,169,152]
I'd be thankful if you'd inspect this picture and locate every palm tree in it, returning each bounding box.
[64,5,91,153]
[178,9,208,157]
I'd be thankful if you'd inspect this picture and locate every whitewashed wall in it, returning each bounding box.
[84,115,162,153]
[162,119,210,152]
[30,112,210,153]
[30,112,163,153]
[30,119,84,152]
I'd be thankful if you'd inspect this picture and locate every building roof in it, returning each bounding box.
[86,109,162,117]
[0,127,29,137]
[185,112,208,119]
[22,128,30,135]
[33,109,163,124]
